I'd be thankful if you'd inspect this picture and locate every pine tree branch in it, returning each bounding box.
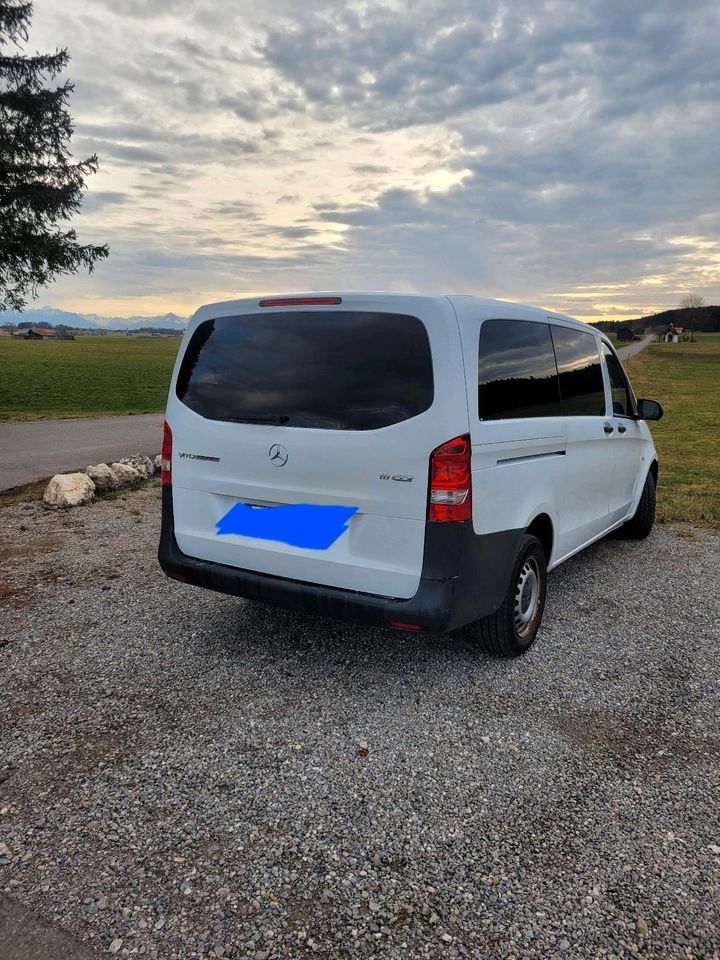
[0,1,108,310]
[0,49,69,82]
[0,2,32,45]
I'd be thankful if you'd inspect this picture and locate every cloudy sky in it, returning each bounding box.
[28,0,720,321]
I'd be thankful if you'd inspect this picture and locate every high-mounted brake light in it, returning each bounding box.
[258,296,342,307]
[161,420,172,486]
[428,435,472,522]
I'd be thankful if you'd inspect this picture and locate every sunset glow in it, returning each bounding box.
[24,0,720,322]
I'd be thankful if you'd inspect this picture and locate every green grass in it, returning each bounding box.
[0,336,181,421]
[2,328,717,529]
[625,333,720,527]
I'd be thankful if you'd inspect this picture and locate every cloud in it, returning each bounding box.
[259,1,720,129]
[22,0,720,319]
[212,200,261,220]
[74,127,262,169]
[80,191,128,213]
[255,0,720,314]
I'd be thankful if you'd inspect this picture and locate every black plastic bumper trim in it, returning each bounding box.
[158,486,521,634]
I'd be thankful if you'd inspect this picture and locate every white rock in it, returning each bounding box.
[108,939,123,954]
[153,454,163,470]
[119,454,154,477]
[111,462,143,486]
[43,473,95,508]
[86,463,118,492]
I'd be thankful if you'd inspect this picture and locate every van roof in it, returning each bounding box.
[193,292,592,332]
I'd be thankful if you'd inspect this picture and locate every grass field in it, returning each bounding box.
[0,336,181,421]
[625,333,720,527]
[2,329,717,527]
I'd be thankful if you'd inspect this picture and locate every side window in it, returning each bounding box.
[602,342,636,417]
[550,326,606,417]
[478,319,561,420]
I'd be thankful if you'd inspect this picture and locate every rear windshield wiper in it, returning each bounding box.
[224,414,290,424]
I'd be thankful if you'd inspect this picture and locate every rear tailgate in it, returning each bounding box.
[166,295,468,599]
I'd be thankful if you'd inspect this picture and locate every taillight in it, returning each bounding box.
[258,296,342,307]
[161,420,172,486]
[428,435,472,522]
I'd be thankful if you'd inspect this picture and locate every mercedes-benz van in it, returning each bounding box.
[159,293,662,657]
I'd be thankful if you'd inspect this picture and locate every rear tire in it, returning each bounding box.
[473,534,547,658]
[622,470,656,540]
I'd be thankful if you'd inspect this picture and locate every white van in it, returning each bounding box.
[159,293,662,656]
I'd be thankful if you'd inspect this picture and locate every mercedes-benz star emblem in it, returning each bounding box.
[268,443,288,467]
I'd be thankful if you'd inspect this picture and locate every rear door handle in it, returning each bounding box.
[603,423,614,434]
[617,424,627,434]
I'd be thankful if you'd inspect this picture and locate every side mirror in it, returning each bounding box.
[637,398,663,421]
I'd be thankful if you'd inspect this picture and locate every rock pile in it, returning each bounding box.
[42,453,162,508]
[110,462,144,485]
[43,473,96,508]
[86,462,118,492]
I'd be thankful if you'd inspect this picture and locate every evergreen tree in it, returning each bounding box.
[0,1,108,311]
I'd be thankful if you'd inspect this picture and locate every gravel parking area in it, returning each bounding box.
[1,481,719,959]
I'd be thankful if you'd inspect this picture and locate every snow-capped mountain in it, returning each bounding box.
[0,306,187,330]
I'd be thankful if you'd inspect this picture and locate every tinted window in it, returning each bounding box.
[603,342,636,417]
[176,311,434,430]
[550,326,605,416]
[478,319,561,420]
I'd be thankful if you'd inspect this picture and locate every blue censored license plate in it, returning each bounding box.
[216,502,358,551]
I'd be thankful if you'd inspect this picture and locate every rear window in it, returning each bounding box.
[478,319,561,420]
[550,326,605,416]
[175,311,434,430]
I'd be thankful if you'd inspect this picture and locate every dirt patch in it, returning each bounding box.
[0,481,48,510]
[0,895,100,960]
[556,705,717,769]
[0,583,29,613]
[0,536,65,561]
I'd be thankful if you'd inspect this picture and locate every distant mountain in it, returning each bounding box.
[0,305,187,331]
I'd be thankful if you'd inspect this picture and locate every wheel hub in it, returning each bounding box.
[514,558,541,638]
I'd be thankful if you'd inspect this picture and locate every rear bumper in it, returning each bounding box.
[158,487,520,633]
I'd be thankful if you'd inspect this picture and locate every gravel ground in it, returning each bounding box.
[1,480,719,959]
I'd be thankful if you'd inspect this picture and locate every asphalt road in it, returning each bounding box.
[0,414,163,491]
[617,334,654,361]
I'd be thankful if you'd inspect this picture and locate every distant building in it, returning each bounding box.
[24,327,57,340]
[54,326,75,340]
[663,323,684,343]
[616,326,634,342]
